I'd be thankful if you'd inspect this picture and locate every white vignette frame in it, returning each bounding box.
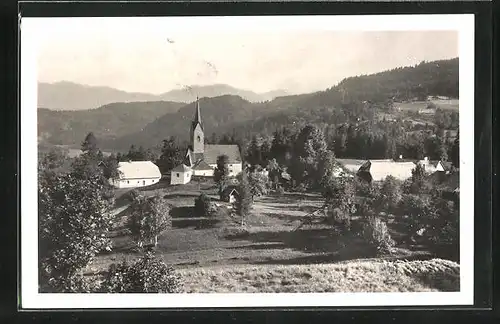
[20,14,475,309]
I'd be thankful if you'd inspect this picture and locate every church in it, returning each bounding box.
[170,98,243,185]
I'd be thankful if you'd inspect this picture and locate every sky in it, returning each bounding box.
[34,17,459,95]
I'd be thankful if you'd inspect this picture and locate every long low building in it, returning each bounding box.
[109,161,162,188]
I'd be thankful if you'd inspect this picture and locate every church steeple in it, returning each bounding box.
[190,96,205,154]
[192,96,203,131]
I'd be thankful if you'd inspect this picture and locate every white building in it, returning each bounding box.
[170,98,243,185]
[417,157,446,173]
[170,164,193,185]
[110,161,162,188]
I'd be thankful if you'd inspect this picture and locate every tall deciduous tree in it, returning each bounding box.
[128,192,172,248]
[38,172,114,292]
[157,137,184,174]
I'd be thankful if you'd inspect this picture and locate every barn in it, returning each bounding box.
[109,161,162,188]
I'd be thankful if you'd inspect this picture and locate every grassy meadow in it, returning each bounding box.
[84,178,459,293]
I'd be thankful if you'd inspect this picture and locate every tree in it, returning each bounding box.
[235,170,252,225]
[157,137,184,174]
[450,131,459,168]
[101,154,121,181]
[260,140,271,167]
[38,172,114,292]
[246,135,262,167]
[102,252,183,293]
[376,175,402,213]
[247,170,270,201]
[409,163,430,194]
[291,125,328,188]
[214,154,230,196]
[194,194,216,217]
[81,132,98,154]
[266,158,281,190]
[128,193,172,248]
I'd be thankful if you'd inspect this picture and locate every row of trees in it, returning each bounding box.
[243,123,459,177]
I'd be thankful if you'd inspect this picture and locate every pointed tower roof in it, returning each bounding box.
[192,96,203,131]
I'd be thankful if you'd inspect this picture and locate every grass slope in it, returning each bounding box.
[179,258,459,293]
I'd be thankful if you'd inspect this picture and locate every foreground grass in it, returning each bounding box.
[179,258,459,293]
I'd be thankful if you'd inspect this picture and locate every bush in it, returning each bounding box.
[101,252,183,293]
[194,194,216,217]
[276,186,285,195]
[43,273,101,293]
[325,206,351,230]
[362,217,395,253]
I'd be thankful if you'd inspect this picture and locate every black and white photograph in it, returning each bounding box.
[20,15,475,308]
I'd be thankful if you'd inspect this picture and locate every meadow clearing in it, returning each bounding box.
[84,179,460,293]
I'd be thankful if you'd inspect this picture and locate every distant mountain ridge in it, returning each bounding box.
[38,58,459,151]
[38,81,289,111]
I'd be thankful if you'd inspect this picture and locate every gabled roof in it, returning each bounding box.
[336,158,367,173]
[192,159,212,170]
[171,164,191,172]
[117,161,161,179]
[358,160,415,181]
[203,144,241,164]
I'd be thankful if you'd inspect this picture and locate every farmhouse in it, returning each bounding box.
[110,161,162,188]
[336,159,366,174]
[357,159,416,182]
[170,98,243,185]
[417,157,446,173]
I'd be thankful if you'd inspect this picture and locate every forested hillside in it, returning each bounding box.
[38,101,184,146]
[38,58,459,152]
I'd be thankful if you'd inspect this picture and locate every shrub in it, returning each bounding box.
[101,252,183,293]
[325,206,351,230]
[362,217,395,253]
[43,273,101,293]
[194,194,216,217]
[276,185,285,195]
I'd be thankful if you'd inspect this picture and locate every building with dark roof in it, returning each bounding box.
[170,98,242,185]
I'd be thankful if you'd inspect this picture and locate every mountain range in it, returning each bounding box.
[38,82,289,111]
[38,58,459,152]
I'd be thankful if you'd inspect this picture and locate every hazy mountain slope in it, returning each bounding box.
[40,58,459,150]
[105,95,261,150]
[38,101,184,146]
[38,81,159,111]
[38,81,289,110]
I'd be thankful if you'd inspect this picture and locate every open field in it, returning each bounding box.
[179,258,459,293]
[85,179,459,292]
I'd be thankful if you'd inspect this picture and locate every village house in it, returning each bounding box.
[221,186,240,204]
[110,161,162,188]
[357,159,416,182]
[170,98,243,185]
[336,158,367,174]
[417,157,446,173]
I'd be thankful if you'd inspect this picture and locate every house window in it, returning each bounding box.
[229,169,233,173]
[127,180,130,184]
[177,173,180,177]
[197,135,201,142]
[152,180,154,183]
[137,181,139,184]
[229,164,233,167]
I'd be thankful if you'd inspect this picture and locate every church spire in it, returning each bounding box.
[193,96,202,130]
